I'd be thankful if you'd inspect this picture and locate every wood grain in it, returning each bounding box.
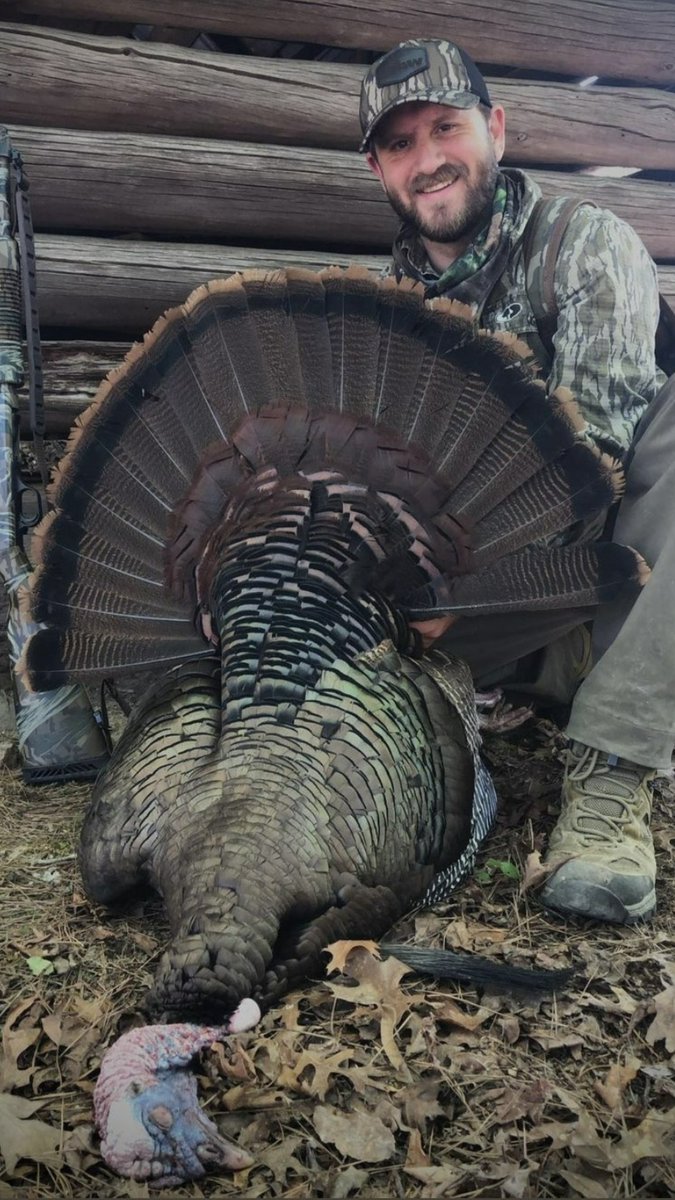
[8,0,675,86]
[12,126,675,259]
[2,24,674,168]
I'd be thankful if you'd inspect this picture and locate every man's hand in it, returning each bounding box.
[410,613,459,649]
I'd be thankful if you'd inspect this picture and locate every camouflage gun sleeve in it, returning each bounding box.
[546,207,664,457]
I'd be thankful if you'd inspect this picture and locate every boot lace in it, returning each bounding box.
[565,744,651,845]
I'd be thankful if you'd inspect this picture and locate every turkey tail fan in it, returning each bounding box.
[405,543,649,619]
[22,268,645,690]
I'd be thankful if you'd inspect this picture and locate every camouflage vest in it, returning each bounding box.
[521,197,675,377]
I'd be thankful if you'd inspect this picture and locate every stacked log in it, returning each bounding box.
[2,6,673,433]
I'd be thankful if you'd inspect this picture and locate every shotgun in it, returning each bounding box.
[0,126,109,782]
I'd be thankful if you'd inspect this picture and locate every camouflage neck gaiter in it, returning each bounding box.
[391,170,523,311]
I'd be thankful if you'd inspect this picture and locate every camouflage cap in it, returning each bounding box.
[359,39,492,151]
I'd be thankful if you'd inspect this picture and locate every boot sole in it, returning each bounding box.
[540,878,656,925]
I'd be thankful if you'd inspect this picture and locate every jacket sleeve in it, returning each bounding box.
[547,207,663,457]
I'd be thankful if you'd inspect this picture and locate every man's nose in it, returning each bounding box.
[412,136,448,180]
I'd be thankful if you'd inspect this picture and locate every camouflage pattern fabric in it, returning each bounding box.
[359,39,491,151]
[390,167,664,457]
[392,172,514,307]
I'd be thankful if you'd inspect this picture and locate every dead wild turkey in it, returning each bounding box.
[23,268,645,1185]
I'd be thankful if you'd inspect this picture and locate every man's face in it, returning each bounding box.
[366,101,506,245]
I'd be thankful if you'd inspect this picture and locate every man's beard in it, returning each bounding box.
[386,155,499,244]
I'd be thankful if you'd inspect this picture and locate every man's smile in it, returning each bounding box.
[418,179,456,195]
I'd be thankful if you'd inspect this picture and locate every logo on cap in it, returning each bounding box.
[375,46,430,88]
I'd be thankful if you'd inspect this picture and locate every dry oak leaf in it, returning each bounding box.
[0,998,42,1090]
[0,1093,62,1175]
[324,940,381,973]
[259,1134,308,1185]
[443,917,507,951]
[324,942,415,1069]
[594,1056,641,1112]
[277,1045,388,1101]
[645,983,675,1054]
[314,1103,396,1163]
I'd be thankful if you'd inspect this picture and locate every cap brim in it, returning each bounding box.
[359,90,480,152]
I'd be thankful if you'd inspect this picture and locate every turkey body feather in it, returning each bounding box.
[22,269,645,1185]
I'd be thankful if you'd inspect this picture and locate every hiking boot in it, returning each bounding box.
[540,741,657,924]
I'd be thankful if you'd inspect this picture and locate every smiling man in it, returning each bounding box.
[359,39,675,927]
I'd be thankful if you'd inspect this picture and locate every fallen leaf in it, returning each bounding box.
[0,998,42,1090]
[62,1123,98,1172]
[313,1104,395,1163]
[433,998,492,1032]
[443,918,508,951]
[558,1168,611,1198]
[277,1046,385,1101]
[329,1165,369,1198]
[324,940,381,974]
[594,1057,641,1111]
[0,1093,62,1175]
[25,956,54,977]
[324,945,415,1069]
[499,1014,521,1044]
[493,1078,553,1124]
[398,1080,444,1132]
[405,1128,431,1167]
[41,1005,104,1081]
[519,849,559,894]
[645,984,675,1053]
[128,930,158,954]
[403,1164,469,1194]
[529,1030,585,1052]
[482,1161,534,1199]
[259,1134,307,1184]
[611,1107,675,1167]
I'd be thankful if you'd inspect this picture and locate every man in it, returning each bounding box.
[358,38,675,925]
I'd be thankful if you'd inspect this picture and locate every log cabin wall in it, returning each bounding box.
[1,2,674,436]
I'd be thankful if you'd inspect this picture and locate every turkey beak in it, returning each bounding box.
[196,1136,253,1170]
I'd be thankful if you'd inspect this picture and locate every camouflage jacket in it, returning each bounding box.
[390,168,664,457]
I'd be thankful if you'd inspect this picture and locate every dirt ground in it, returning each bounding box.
[1,711,674,1200]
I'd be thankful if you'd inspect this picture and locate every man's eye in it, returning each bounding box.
[439,123,457,133]
[389,139,409,151]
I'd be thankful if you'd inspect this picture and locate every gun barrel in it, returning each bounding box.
[0,127,109,782]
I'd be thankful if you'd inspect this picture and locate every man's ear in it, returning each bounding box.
[366,149,385,186]
[488,105,506,162]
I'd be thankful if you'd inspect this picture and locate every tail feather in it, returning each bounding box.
[24,626,208,691]
[408,542,648,616]
[449,387,586,521]
[472,445,622,566]
[323,266,380,417]
[240,271,307,408]
[183,277,276,420]
[23,268,645,685]
[372,276,428,431]
[286,268,337,411]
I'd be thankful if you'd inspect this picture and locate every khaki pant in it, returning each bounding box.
[437,375,675,770]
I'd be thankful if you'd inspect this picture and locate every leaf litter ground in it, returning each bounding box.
[1,713,675,1200]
